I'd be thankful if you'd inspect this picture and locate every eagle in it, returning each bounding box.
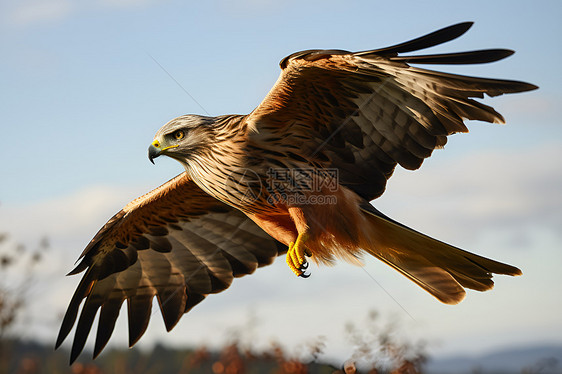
[56,22,537,363]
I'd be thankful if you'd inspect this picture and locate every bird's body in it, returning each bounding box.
[158,113,365,266]
[57,22,537,363]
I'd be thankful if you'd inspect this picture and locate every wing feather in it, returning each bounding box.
[94,296,123,358]
[56,172,285,363]
[127,291,153,347]
[246,22,537,201]
[357,22,474,56]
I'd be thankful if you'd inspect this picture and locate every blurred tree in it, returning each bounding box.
[0,231,47,374]
[342,310,427,373]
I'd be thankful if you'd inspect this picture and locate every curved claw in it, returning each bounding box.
[298,260,311,278]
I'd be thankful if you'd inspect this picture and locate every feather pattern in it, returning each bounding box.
[56,173,285,363]
[247,24,537,201]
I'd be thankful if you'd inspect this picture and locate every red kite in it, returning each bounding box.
[57,22,536,363]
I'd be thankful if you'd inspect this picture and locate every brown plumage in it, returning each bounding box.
[57,22,536,363]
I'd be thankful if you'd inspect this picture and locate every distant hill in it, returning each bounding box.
[426,344,562,374]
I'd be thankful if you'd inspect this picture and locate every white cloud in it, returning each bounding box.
[3,0,162,28]
[375,143,562,247]
[5,0,73,27]
[0,185,139,243]
[495,93,559,124]
[98,0,161,8]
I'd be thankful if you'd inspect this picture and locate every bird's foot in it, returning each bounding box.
[286,233,311,278]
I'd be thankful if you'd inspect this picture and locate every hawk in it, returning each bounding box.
[56,22,537,363]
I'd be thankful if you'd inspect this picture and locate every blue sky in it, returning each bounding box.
[1,0,561,363]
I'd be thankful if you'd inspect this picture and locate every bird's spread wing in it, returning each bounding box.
[56,172,285,363]
[244,22,537,200]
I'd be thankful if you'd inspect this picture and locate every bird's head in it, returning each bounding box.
[148,114,215,165]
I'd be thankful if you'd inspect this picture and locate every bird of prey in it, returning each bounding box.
[56,22,537,363]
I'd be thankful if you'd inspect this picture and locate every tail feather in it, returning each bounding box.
[360,205,521,304]
[374,250,467,304]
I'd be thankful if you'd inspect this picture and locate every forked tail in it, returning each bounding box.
[360,204,521,304]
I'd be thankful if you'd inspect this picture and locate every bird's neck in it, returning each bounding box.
[183,115,250,204]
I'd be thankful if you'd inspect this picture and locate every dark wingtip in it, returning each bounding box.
[55,332,65,350]
[504,49,515,57]
[70,333,86,365]
[445,21,474,38]
[55,279,94,352]
[357,21,476,57]
[93,300,122,359]
[55,319,70,350]
[157,289,187,332]
[127,296,153,348]
[67,260,88,276]
[392,49,517,65]
[69,350,79,366]
[522,83,539,92]
[507,265,523,277]
[457,21,474,32]
[489,48,514,62]
[93,338,107,360]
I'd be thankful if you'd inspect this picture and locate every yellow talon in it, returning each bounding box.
[286,233,310,277]
[286,242,298,275]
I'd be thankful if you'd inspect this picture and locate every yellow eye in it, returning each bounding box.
[174,130,184,140]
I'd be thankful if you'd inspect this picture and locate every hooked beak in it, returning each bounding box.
[148,139,179,164]
[148,140,161,164]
